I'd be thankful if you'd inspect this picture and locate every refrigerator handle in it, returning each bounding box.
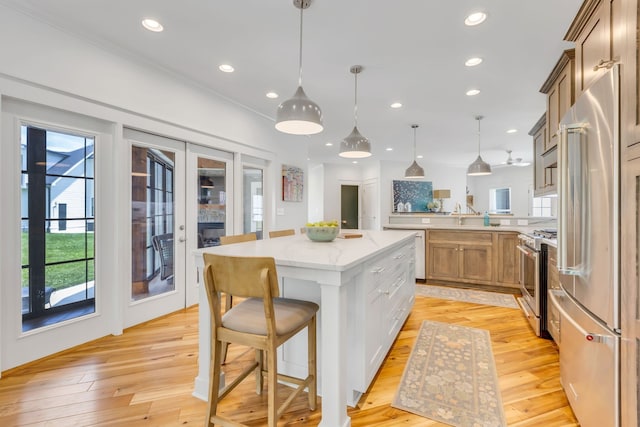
[558,124,568,271]
[558,124,586,275]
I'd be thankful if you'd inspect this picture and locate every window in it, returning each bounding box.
[243,166,263,239]
[21,125,95,331]
[489,187,511,214]
[532,196,553,217]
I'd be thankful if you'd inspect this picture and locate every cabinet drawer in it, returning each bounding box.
[429,230,492,244]
[547,289,562,344]
[364,245,412,293]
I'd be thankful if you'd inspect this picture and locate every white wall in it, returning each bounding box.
[0,6,308,371]
[379,160,468,218]
[467,165,533,216]
[307,164,325,223]
[311,160,468,227]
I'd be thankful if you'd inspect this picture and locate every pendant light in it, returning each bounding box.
[404,124,425,178]
[467,115,492,176]
[275,0,323,135]
[339,65,372,158]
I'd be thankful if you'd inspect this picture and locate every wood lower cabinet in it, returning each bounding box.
[427,230,493,285]
[495,232,520,287]
[426,229,520,290]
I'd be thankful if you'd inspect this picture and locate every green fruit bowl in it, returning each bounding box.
[305,226,340,242]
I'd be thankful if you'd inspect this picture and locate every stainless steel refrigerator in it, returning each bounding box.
[556,64,620,427]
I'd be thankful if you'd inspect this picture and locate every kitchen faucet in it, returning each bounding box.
[454,202,463,225]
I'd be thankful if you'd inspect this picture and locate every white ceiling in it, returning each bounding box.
[0,0,582,168]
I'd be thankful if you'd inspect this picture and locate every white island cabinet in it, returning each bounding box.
[193,230,416,427]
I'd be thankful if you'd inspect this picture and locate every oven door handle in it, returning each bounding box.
[517,245,538,259]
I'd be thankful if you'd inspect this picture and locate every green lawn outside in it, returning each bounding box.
[21,232,95,290]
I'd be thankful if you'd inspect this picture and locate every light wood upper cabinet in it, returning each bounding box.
[540,49,575,151]
[530,114,546,195]
[565,0,618,96]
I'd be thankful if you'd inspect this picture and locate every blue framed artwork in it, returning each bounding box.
[392,180,433,213]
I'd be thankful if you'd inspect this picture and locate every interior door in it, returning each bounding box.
[341,184,359,229]
[362,179,378,230]
[126,130,186,327]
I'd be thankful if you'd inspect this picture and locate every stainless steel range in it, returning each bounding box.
[517,230,555,338]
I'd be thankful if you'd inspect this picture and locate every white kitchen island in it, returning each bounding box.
[193,230,416,427]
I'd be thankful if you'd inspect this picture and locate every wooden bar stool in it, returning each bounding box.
[217,232,257,363]
[202,254,318,427]
[268,229,295,238]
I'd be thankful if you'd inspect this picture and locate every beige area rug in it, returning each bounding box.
[392,320,507,427]
[415,284,519,309]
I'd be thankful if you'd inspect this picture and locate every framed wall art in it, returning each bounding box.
[282,164,304,202]
[392,179,433,213]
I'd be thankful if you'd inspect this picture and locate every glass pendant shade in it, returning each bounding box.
[275,86,323,135]
[467,115,492,176]
[275,0,323,135]
[404,124,424,178]
[339,126,371,158]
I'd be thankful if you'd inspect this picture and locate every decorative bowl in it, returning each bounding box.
[305,226,340,242]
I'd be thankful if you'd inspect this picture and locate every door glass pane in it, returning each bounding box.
[243,167,263,239]
[20,126,95,329]
[131,145,176,301]
[197,157,226,247]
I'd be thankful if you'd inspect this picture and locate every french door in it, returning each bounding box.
[126,130,187,327]
[125,129,232,326]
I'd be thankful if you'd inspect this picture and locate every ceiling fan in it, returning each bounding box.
[495,150,531,167]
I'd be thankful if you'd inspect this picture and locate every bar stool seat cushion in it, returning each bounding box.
[222,297,318,336]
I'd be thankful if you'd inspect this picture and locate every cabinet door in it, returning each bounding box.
[548,64,575,150]
[575,0,612,94]
[495,233,520,286]
[547,245,559,291]
[546,85,559,150]
[427,242,459,280]
[531,114,548,197]
[459,244,492,282]
[621,149,640,427]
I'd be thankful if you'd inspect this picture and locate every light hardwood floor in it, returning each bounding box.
[0,290,578,426]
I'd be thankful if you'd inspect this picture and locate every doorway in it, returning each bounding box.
[341,184,359,229]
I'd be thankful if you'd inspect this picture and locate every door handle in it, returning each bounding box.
[178,236,186,243]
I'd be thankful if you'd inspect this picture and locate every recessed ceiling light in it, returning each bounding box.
[218,64,234,73]
[352,160,358,164]
[325,142,333,146]
[506,128,518,134]
[390,102,403,109]
[141,18,163,32]
[466,89,481,96]
[266,91,279,99]
[386,147,393,151]
[465,57,483,67]
[417,155,424,159]
[464,12,487,26]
